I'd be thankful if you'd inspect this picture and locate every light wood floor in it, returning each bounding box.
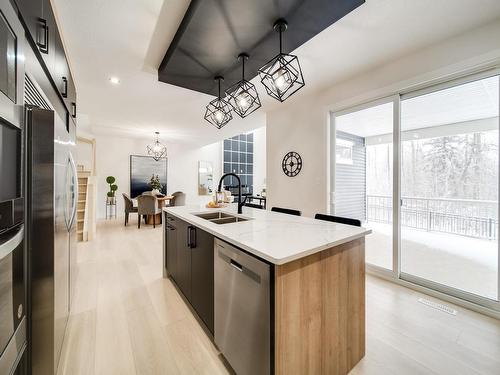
[57,219,500,375]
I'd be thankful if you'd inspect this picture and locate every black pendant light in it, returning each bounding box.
[204,76,233,129]
[225,53,261,118]
[258,19,305,102]
[146,131,167,161]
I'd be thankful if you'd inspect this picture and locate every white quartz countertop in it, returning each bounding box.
[164,204,371,265]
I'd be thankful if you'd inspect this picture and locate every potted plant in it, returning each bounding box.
[150,174,162,195]
[106,176,118,203]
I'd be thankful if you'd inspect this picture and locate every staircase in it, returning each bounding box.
[77,166,91,242]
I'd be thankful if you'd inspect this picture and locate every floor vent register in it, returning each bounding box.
[418,298,458,315]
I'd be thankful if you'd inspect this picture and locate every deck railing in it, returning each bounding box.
[366,195,498,240]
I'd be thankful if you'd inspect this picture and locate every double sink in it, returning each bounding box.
[194,211,251,225]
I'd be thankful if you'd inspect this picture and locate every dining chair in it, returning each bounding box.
[137,195,161,228]
[171,191,186,206]
[314,213,361,227]
[271,206,301,216]
[122,193,138,226]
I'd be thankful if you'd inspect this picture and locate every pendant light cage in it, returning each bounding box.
[225,53,261,118]
[204,76,233,129]
[147,132,168,161]
[258,19,305,102]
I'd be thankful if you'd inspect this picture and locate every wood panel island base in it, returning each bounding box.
[163,205,370,375]
[275,238,365,375]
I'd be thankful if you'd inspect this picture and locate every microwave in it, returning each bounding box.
[0,2,24,128]
[0,115,22,234]
[0,8,16,103]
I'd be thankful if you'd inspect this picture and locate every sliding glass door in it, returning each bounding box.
[331,69,500,310]
[400,74,499,302]
[332,98,396,272]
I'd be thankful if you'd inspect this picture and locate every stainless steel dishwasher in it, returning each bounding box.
[214,238,270,375]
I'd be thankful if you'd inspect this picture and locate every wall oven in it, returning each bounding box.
[0,0,26,374]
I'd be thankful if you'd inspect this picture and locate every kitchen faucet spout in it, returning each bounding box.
[217,173,246,214]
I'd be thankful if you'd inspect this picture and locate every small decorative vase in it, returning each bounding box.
[152,189,160,195]
[107,196,115,204]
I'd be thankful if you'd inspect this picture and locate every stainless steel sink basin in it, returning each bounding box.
[194,212,233,220]
[211,217,249,224]
[194,212,251,224]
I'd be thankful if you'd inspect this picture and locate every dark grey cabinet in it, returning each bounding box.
[175,219,192,301]
[40,0,56,73]
[14,0,77,117]
[54,31,76,112]
[165,220,178,281]
[16,0,55,69]
[165,213,214,334]
[14,0,43,52]
[191,227,214,333]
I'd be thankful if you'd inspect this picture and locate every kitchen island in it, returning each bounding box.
[163,204,371,375]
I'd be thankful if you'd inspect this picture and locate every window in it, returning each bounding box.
[223,132,254,198]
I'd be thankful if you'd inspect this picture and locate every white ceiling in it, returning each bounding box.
[51,0,500,146]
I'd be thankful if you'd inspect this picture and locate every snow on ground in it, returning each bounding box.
[364,222,498,300]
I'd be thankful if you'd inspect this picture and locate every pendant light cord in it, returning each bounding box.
[218,78,221,99]
[279,27,283,54]
[242,57,245,80]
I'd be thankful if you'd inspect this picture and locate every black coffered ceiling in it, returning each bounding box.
[158,0,365,96]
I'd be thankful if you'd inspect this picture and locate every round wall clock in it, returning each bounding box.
[282,151,302,177]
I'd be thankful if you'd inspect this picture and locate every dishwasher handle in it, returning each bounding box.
[230,259,243,272]
[218,250,261,284]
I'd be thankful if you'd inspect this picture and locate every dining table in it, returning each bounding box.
[146,195,174,225]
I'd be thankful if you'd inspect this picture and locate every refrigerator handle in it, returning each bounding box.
[67,153,78,230]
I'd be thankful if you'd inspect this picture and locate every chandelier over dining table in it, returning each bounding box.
[146,131,168,161]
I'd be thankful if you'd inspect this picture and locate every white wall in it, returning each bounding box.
[253,126,267,196]
[266,20,500,218]
[167,142,222,206]
[267,96,328,217]
[76,139,93,171]
[93,134,149,219]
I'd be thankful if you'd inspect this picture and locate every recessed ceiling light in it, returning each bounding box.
[109,77,120,84]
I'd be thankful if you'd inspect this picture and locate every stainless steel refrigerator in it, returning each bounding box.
[26,105,77,375]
